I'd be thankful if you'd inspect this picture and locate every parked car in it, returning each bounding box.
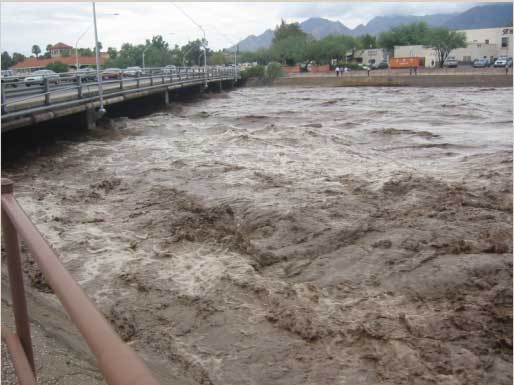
[371,61,388,69]
[473,58,491,68]
[122,66,143,77]
[494,56,509,67]
[444,57,458,68]
[75,68,97,82]
[162,65,177,74]
[1,70,21,88]
[102,68,122,80]
[24,70,60,86]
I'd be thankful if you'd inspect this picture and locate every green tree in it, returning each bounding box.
[357,34,377,49]
[1,51,13,68]
[427,28,466,68]
[378,22,430,50]
[12,52,26,65]
[43,44,53,59]
[32,44,41,59]
[107,47,118,59]
[270,20,310,65]
[46,61,68,73]
[266,62,283,81]
[306,34,356,64]
[273,20,307,43]
[209,51,228,65]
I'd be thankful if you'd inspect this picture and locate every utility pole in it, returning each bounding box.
[92,2,105,116]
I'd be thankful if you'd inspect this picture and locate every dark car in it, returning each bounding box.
[75,68,97,82]
[102,68,122,80]
[1,70,21,88]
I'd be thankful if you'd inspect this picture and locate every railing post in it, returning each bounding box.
[1,83,7,114]
[77,75,83,99]
[150,72,154,86]
[1,179,36,377]
[44,77,50,105]
[119,76,123,91]
[136,72,140,88]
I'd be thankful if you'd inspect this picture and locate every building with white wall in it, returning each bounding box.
[457,27,513,57]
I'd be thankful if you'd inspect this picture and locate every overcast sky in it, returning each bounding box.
[1,2,479,56]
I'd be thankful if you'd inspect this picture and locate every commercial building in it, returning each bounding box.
[49,42,74,58]
[393,27,513,66]
[10,42,109,73]
[457,27,513,57]
[346,48,389,66]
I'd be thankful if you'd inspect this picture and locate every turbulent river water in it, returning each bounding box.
[2,86,513,385]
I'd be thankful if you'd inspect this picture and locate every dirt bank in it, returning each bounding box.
[272,74,513,87]
[2,86,512,385]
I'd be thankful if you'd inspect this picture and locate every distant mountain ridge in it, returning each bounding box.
[233,3,513,52]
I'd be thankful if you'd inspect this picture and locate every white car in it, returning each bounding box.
[494,56,509,67]
[24,70,60,86]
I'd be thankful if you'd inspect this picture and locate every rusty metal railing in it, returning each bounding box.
[1,178,163,385]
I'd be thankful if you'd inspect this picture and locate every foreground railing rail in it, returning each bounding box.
[1,178,163,385]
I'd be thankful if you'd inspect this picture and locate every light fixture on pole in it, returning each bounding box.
[76,12,118,71]
[92,2,105,116]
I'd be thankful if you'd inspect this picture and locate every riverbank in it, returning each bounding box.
[271,73,513,87]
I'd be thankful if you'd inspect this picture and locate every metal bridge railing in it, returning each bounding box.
[1,178,163,385]
[1,66,239,115]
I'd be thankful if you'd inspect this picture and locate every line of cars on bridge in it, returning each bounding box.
[1,65,208,88]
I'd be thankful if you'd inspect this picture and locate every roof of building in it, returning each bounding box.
[51,42,73,50]
[11,55,107,69]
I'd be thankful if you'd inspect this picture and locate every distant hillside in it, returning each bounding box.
[300,17,353,39]
[444,3,513,29]
[352,14,455,36]
[233,3,513,52]
[235,29,274,52]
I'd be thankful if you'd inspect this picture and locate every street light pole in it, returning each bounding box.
[75,25,92,70]
[76,12,118,71]
[92,2,105,115]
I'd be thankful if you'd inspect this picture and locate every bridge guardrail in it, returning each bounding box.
[1,66,239,116]
[1,178,164,385]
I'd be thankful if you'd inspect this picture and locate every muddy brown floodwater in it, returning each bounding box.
[2,86,513,385]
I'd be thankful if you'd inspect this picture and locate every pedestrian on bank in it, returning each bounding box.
[506,66,509,76]
[414,66,418,76]
[367,68,371,77]
[335,66,340,77]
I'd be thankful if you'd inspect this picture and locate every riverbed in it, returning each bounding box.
[2,86,513,385]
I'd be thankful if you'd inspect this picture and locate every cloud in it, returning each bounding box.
[0,2,482,56]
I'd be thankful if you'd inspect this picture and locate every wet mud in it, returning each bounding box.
[2,86,512,384]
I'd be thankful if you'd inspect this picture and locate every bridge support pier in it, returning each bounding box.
[163,91,170,106]
[81,108,97,130]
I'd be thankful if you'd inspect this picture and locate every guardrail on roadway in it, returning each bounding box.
[1,178,164,385]
[1,66,239,117]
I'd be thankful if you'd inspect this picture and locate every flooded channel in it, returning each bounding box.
[2,86,513,385]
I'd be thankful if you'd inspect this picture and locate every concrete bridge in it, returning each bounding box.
[1,67,240,132]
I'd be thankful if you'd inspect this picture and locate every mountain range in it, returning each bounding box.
[232,3,513,52]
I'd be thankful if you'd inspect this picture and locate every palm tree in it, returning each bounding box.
[32,44,41,59]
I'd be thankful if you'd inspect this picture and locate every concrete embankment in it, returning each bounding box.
[272,74,513,87]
